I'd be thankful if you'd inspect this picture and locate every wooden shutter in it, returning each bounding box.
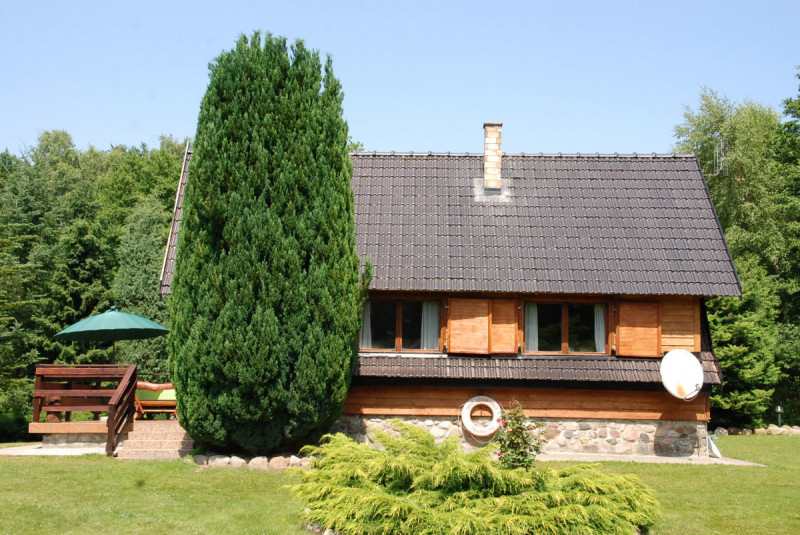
[617,302,661,357]
[490,299,517,353]
[448,298,490,354]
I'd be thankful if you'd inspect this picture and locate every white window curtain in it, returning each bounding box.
[359,301,371,349]
[594,304,606,353]
[525,303,538,352]
[421,301,439,350]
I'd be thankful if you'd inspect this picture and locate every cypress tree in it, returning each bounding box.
[169,33,365,454]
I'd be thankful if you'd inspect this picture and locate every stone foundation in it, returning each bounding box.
[41,433,114,449]
[330,415,708,457]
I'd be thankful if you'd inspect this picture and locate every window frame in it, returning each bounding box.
[521,299,610,355]
[358,296,444,353]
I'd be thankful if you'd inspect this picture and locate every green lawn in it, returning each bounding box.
[546,435,800,534]
[0,455,307,535]
[0,435,797,534]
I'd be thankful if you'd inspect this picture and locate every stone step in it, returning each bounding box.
[117,448,194,459]
[121,438,194,448]
[113,419,194,459]
[132,420,185,431]
[123,431,191,441]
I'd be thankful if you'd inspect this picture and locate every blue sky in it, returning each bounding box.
[1,1,798,156]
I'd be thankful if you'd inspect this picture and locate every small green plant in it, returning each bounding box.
[290,421,661,534]
[494,400,541,469]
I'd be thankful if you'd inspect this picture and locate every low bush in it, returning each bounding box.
[0,413,31,442]
[291,421,662,535]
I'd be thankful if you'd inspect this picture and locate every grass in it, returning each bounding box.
[545,435,800,534]
[0,435,797,534]
[0,455,307,535]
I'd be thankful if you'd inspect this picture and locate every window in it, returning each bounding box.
[359,300,440,351]
[524,303,607,354]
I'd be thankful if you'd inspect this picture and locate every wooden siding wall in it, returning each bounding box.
[344,385,710,422]
[660,296,701,352]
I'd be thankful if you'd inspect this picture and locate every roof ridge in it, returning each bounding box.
[350,151,694,159]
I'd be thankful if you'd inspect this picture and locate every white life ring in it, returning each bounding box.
[461,395,502,437]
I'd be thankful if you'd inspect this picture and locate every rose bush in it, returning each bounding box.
[494,400,542,469]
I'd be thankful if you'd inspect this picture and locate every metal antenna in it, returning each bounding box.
[709,138,726,177]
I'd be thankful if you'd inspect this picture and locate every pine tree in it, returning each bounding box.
[169,33,365,454]
[707,255,781,427]
[0,227,40,427]
[110,197,171,377]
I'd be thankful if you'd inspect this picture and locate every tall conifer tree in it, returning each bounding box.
[169,33,364,453]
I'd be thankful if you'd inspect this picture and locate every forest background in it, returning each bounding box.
[1,72,799,438]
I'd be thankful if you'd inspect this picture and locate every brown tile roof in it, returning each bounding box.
[353,152,740,297]
[352,351,722,387]
[160,150,740,298]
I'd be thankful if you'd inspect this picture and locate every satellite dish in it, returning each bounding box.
[660,349,704,401]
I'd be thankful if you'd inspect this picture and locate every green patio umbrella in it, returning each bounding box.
[54,306,169,353]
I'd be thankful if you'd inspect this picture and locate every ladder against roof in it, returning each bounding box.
[160,140,192,295]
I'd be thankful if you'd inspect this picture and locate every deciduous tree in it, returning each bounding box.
[675,83,798,426]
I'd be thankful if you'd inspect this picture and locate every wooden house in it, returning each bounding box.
[161,123,740,456]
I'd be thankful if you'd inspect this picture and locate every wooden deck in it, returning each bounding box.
[29,421,134,434]
[29,364,138,455]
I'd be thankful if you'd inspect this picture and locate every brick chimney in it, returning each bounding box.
[483,122,502,191]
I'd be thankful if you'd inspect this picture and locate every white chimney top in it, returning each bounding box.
[483,122,502,192]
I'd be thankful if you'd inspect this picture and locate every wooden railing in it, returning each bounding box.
[107,365,138,455]
[31,364,138,456]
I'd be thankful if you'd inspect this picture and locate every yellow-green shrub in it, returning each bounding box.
[291,421,661,534]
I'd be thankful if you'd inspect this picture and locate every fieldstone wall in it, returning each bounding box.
[538,419,706,456]
[330,415,708,457]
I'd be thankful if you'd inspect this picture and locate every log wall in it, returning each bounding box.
[343,385,710,422]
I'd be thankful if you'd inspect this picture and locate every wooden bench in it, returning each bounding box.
[135,381,177,418]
